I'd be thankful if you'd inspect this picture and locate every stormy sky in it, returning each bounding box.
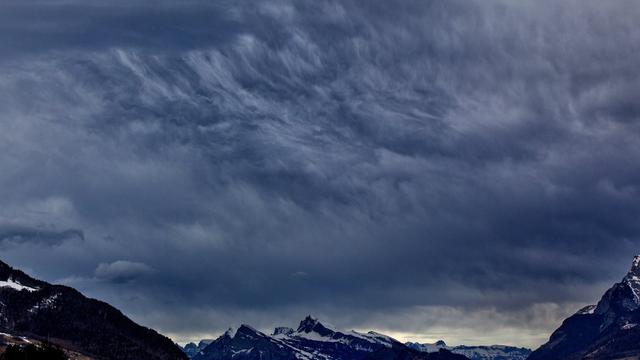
[1,0,640,348]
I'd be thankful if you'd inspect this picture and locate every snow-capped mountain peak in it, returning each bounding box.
[623,255,640,303]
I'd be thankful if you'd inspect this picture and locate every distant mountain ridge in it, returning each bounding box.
[188,316,469,360]
[529,255,640,360]
[182,340,214,358]
[0,259,187,360]
[406,340,531,360]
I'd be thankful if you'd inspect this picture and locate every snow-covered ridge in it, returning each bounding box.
[406,340,532,360]
[349,330,396,347]
[190,316,530,360]
[190,316,409,360]
[0,278,38,292]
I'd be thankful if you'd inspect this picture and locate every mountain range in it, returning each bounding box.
[406,341,531,360]
[185,316,468,360]
[183,321,532,360]
[6,256,640,359]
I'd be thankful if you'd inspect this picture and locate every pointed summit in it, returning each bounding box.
[625,255,640,279]
[623,255,640,276]
[296,315,318,332]
[623,255,640,298]
[296,316,334,336]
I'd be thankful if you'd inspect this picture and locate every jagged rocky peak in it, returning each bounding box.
[296,315,334,336]
[624,255,640,288]
[297,315,319,332]
[435,340,447,347]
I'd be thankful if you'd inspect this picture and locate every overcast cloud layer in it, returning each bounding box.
[1,0,640,348]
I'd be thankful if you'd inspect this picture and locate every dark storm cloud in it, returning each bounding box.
[0,1,241,59]
[2,0,640,347]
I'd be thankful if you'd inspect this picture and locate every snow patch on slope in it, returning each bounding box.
[576,305,596,315]
[0,278,37,292]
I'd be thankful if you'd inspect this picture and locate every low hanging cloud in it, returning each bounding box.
[94,260,155,284]
[1,0,640,348]
[0,224,84,248]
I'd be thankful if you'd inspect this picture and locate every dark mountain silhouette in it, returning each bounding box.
[0,259,187,360]
[529,255,640,360]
